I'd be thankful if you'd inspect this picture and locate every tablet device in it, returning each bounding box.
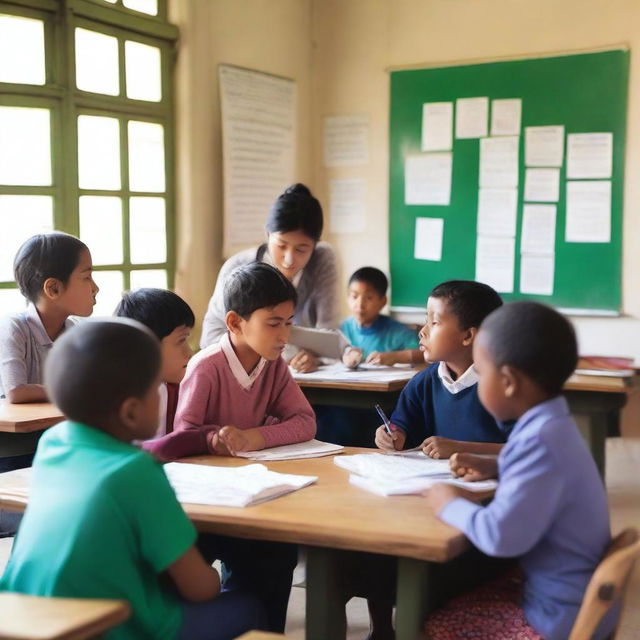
[289,326,350,360]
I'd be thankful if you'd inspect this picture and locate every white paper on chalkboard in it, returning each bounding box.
[421,102,453,151]
[566,180,611,243]
[477,188,518,237]
[405,153,452,206]
[490,99,522,136]
[475,235,515,293]
[414,217,444,261]
[456,97,489,139]
[525,126,564,167]
[567,132,613,179]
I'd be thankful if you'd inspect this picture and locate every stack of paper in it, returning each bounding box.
[292,361,418,384]
[164,462,317,508]
[334,452,497,496]
[235,439,344,461]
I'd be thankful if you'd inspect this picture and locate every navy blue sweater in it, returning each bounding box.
[390,363,507,449]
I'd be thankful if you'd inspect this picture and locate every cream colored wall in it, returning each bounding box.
[169,0,313,340]
[312,0,640,361]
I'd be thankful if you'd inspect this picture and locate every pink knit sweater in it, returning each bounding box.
[143,334,316,461]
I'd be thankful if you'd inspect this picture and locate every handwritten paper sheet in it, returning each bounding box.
[525,126,564,167]
[421,102,453,151]
[329,178,366,234]
[456,97,489,138]
[490,99,522,136]
[567,132,613,179]
[414,217,444,261]
[323,114,370,167]
[520,254,555,296]
[521,204,557,254]
[566,180,611,243]
[477,188,518,237]
[475,235,515,293]
[219,65,295,255]
[479,136,519,189]
[405,153,452,205]
[524,168,560,202]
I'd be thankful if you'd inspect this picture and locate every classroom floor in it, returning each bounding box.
[0,438,638,639]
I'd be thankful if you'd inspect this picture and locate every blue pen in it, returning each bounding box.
[374,404,395,438]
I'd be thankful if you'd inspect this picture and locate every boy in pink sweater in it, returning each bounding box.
[144,262,316,632]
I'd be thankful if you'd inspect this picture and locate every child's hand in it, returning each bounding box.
[365,351,396,366]
[421,436,462,459]
[290,348,320,373]
[218,426,266,456]
[374,425,406,451]
[207,431,231,456]
[423,483,465,513]
[450,452,498,482]
[342,347,363,369]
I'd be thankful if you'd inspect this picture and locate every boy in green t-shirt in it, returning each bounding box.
[0,319,265,640]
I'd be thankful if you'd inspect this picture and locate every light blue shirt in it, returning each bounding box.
[440,396,615,640]
[340,315,418,358]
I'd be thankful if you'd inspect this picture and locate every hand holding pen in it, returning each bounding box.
[374,404,406,451]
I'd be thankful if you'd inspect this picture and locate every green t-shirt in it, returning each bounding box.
[0,421,197,639]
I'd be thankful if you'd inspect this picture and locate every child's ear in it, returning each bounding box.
[462,326,477,347]
[500,365,519,397]
[43,277,62,300]
[118,396,140,430]
[225,310,243,334]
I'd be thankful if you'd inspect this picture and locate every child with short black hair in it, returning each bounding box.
[341,266,420,367]
[0,319,265,640]
[115,288,194,439]
[425,301,615,640]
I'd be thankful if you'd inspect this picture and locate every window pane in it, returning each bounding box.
[0,195,54,281]
[78,115,121,190]
[0,288,27,316]
[123,0,158,16]
[129,197,166,263]
[75,27,119,96]
[92,270,124,317]
[79,196,123,265]
[0,106,51,186]
[130,269,167,290]
[125,40,162,102]
[128,121,165,192]
[0,14,45,85]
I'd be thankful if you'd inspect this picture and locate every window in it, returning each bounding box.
[0,0,177,316]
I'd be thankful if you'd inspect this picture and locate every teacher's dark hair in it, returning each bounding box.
[266,183,323,242]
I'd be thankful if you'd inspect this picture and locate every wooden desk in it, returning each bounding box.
[0,450,468,640]
[0,402,63,434]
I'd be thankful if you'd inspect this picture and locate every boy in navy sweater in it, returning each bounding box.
[376,279,507,459]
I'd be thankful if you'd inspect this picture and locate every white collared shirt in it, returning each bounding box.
[437,361,479,394]
[219,332,267,390]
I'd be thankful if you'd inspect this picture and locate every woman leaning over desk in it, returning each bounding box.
[200,183,338,372]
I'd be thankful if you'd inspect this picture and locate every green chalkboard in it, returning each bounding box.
[389,49,629,313]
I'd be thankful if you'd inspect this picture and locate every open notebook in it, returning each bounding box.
[334,451,497,496]
[235,439,344,461]
[164,462,317,507]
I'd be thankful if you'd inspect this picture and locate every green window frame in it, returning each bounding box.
[0,0,178,311]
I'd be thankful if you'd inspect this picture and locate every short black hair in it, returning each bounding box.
[430,280,503,330]
[224,262,297,318]
[14,233,88,303]
[349,267,388,297]
[480,301,578,396]
[114,288,195,340]
[266,183,323,242]
[45,318,161,426]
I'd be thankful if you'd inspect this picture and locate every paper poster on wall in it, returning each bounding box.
[475,235,515,293]
[525,126,564,167]
[421,102,453,152]
[524,168,560,202]
[566,132,613,179]
[414,217,444,261]
[520,254,555,296]
[323,114,370,167]
[479,136,519,189]
[566,180,611,243]
[404,153,452,205]
[219,65,296,255]
[477,188,518,237]
[490,99,522,136]
[329,178,366,234]
[521,204,557,254]
[455,97,489,138]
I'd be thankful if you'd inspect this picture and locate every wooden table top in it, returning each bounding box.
[295,377,412,392]
[0,401,64,433]
[0,448,469,563]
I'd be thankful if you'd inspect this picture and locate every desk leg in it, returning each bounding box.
[579,412,608,480]
[305,546,347,640]
[395,557,433,640]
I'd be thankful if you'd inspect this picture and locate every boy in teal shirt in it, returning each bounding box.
[0,319,264,640]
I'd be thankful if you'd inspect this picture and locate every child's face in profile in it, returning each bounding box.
[347,281,386,327]
[160,325,192,384]
[473,334,514,422]
[239,300,295,361]
[129,375,162,441]
[419,296,472,364]
[53,248,99,316]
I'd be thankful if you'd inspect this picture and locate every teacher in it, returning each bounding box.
[200,183,338,372]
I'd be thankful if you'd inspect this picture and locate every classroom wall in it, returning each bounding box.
[168,0,313,339]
